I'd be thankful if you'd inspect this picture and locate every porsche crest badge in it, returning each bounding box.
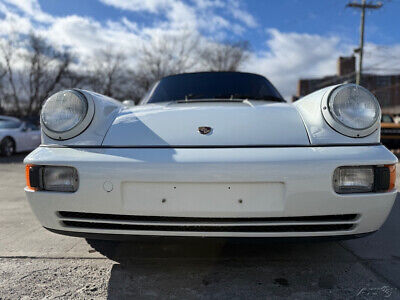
[198,126,212,135]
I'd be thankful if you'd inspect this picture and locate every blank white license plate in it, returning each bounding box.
[121,182,285,217]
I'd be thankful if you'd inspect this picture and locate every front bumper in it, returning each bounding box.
[24,145,397,238]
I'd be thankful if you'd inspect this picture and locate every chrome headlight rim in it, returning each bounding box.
[321,84,381,138]
[41,89,95,141]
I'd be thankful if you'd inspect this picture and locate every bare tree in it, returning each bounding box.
[0,30,252,114]
[24,34,72,115]
[86,48,146,102]
[0,36,22,114]
[133,36,250,99]
[199,41,250,71]
[0,33,72,116]
[134,31,200,96]
[87,48,126,98]
[60,69,87,90]
[0,62,6,114]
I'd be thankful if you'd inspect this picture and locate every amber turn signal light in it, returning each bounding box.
[385,164,396,191]
[25,164,38,191]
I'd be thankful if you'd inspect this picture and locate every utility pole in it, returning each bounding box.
[347,0,382,85]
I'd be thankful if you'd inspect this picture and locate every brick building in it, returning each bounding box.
[294,56,400,114]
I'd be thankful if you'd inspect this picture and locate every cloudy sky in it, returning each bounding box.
[0,0,399,99]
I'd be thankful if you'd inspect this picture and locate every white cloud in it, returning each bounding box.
[244,29,352,99]
[99,0,174,13]
[243,29,400,100]
[192,0,225,9]
[121,17,139,32]
[363,43,400,74]
[0,3,32,35]
[2,0,399,102]
[98,0,257,35]
[228,0,257,28]
[164,1,197,29]
[3,0,54,23]
[41,15,142,62]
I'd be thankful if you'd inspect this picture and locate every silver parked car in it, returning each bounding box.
[0,116,41,156]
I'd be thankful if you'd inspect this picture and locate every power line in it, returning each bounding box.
[346,0,383,85]
[364,67,400,73]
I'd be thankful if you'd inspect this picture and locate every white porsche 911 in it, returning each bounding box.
[24,72,397,241]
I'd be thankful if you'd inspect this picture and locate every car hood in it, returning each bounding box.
[102,101,310,146]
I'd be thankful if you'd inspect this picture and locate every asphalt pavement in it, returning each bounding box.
[0,153,399,299]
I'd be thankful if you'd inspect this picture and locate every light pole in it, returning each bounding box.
[347,0,382,85]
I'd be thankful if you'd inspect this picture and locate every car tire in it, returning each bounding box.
[0,137,15,157]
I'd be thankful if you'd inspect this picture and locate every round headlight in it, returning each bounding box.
[41,90,94,140]
[329,85,380,130]
[42,90,87,132]
[322,84,381,137]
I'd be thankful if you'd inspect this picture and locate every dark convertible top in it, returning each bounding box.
[142,71,284,104]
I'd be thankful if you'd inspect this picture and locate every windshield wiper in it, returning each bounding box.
[175,93,245,103]
[175,99,244,103]
[214,94,284,102]
[184,94,204,101]
[173,94,285,103]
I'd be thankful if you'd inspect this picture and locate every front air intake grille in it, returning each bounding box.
[61,220,353,232]
[58,211,358,233]
[58,211,357,223]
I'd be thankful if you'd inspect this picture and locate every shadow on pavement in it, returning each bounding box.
[100,236,399,298]
[84,198,400,298]
[84,233,391,298]
[102,239,347,298]
[87,236,350,261]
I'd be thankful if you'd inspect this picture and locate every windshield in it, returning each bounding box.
[143,72,284,104]
[0,120,21,129]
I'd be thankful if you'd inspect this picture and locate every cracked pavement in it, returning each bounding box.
[0,154,399,299]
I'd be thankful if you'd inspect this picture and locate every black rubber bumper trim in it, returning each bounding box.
[44,227,376,242]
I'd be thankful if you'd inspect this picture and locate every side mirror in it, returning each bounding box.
[21,123,31,132]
